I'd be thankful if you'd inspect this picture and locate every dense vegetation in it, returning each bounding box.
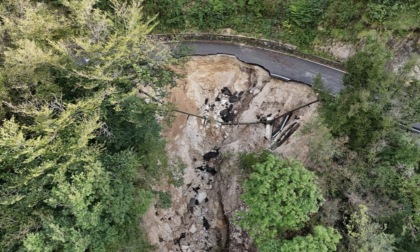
[143,0,420,48]
[238,153,341,251]
[311,45,420,251]
[237,43,419,251]
[0,0,175,251]
[0,0,419,252]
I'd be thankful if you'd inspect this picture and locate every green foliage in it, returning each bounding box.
[145,0,237,30]
[237,154,342,251]
[143,0,321,47]
[143,0,419,48]
[238,149,271,173]
[154,191,172,209]
[287,0,326,28]
[143,0,186,29]
[259,226,341,252]
[0,96,154,251]
[99,94,168,183]
[320,0,420,41]
[379,132,420,172]
[186,0,236,30]
[0,0,175,251]
[319,43,395,151]
[315,40,419,251]
[322,0,360,30]
[346,205,396,252]
[391,56,420,125]
[0,0,174,103]
[300,116,336,167]
[238,154,323,244]
[401,175,420,228]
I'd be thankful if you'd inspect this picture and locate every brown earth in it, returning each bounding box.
[142,55,318,252]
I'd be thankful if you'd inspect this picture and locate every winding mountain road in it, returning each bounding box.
[181,41,345,94]
[175,40,420,133]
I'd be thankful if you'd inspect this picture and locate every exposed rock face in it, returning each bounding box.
[317,35,420,76]
[389,35,420,77]
[141,55,317,251]
[317,41,356,61]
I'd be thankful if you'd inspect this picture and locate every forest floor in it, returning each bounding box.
[142,55,319,252]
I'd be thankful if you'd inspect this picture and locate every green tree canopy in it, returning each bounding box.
[319,43,396,151]
[319,42,419,152]
[0,94,156,251]
[346,205,396,252]
[258,226,341,252]
[239,154,324,244]
[282,226,341,252]
[0,0,173,103]
[0,0,174,251]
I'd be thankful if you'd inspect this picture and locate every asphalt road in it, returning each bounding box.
[176,40,420,133]
[180,41,345,94]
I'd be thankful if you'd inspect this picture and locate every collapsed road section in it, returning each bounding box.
[141,55,321,252]
[151,33,419,133]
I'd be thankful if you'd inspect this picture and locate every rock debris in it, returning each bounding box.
[142,55,318,252]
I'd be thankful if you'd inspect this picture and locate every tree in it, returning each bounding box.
[315,40,419,251]
[99,93,169,182]
[401,175,420,230]
[143,0,186,29]
[319,42,420,152]
[0,94,156,251]
[389,56,420,127]
[346,205,396,252]
[0,0,173,103]
[0,0,174,250]
[238,154,324,244]
[1,96,97,250]
[319,43,395,151]
[258,226,341,252]
[300,115,337,168]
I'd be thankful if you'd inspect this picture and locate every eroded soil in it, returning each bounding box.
[142,55,318,252]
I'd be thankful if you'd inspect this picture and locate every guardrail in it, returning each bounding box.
[149,33,345,71]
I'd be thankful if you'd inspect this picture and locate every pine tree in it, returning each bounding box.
[0,1,174,250]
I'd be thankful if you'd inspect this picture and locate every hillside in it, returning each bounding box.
[0,1,419,252]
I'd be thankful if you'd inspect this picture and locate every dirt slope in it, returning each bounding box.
[142,55,318,252]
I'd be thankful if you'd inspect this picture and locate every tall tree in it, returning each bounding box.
[0,0,173,103]
[319,42,396,151]
[0,0,174,250]
[238,154,324,245]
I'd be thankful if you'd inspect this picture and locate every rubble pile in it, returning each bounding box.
[141,55,318,252]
